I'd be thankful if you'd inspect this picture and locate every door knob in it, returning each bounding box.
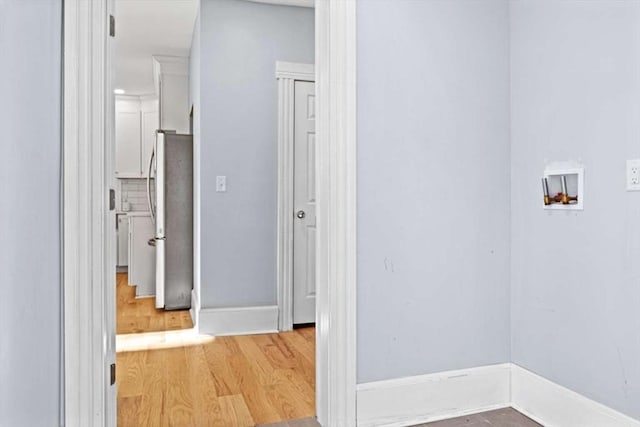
[296,210,306,219]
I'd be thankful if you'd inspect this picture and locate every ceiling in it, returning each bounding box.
[114,0,198,95]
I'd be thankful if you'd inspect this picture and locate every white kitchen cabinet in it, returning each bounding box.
[115,110,141,176]
[128,214,155,298]
[115,96,159,178]
[116,214,129,267]
[141,99,159,174]
[153,56,190,134]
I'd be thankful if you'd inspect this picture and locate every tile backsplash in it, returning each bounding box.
[119,178,154,212]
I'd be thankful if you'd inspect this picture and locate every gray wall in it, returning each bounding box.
[0,0,62,425]
[510,0,640,419]
[357,0,511,383]
[199,0,314,308]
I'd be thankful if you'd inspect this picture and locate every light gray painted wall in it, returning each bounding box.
[357,0,511,383]
[199,0,314,308]
[0,0,62,425]
[510,1,640,419]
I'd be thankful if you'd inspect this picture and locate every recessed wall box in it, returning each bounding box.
[542,164,584,210]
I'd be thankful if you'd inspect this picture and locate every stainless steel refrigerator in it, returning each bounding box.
[147,130,193,310]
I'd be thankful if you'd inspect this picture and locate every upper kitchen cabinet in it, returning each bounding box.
[153,56,190,134]
[115,97,142,177]
[115,95,159,177]
[141,97,159,175]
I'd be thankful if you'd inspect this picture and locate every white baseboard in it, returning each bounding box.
[198,305,279,336]
[356,363,640,427]
[511,364,640,427]
[189,289,198,329]
[356,363,511,427]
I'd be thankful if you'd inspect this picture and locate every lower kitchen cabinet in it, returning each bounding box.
[116,214,129,267]
[128,214,155,298]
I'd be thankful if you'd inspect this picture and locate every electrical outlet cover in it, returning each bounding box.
[627,159,640,191]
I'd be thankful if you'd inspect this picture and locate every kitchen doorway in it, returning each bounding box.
[112,2,195,336]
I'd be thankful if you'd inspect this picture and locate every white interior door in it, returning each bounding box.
[293,80,316,324]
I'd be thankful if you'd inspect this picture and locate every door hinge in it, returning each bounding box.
[110,363,116,385]
[109,188,116,211]
[109,15,116,37]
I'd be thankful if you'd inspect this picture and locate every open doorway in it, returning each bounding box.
[112,1,196,336]
[111,0,318,425]
[62,0,356,424]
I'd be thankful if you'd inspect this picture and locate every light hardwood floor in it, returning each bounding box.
[117,272,193,334]
[117,327,316,426]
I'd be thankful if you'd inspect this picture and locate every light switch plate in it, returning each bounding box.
[627,160,640,191]
[216,175,227,192]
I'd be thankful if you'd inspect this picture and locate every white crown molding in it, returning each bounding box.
[198,306,279,336]
[276,61,315,80]
[152,55,189,76]
[245,0,314,8]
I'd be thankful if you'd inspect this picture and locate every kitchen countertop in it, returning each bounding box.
[126,211,152,217]
[118,211,152,217]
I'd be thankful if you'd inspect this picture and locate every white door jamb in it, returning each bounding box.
[276,61,315,332]
[315,0,358,425]
[63,0,112,426]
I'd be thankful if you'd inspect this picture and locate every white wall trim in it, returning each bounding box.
[190,289,198,329]
[276,61,315,332]
[199,306,279,336]
[63,0,113,426]
[511,364,640,427]
[356,363,640,427]
[152,55,189,76]
[356,364,512,427]
[246,0,314,8]
[276,61,315,81]
[315,0,358,424]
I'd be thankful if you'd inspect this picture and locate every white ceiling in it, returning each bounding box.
[114,0,198,95]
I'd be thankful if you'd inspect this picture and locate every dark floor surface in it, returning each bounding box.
[258,407,542,427]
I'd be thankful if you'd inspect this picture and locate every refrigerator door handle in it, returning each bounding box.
[146,147,156,224]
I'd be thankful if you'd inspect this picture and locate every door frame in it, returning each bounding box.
[276,61,315,332]
[62,0,357,426]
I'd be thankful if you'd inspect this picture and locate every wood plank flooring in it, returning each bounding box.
[116,327,316,426]
[117,272,193,334]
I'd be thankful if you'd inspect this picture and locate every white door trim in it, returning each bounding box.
[315,0,358,425]
[63,0,357,425]
[63,0,112,426]
[276,61,315,332]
